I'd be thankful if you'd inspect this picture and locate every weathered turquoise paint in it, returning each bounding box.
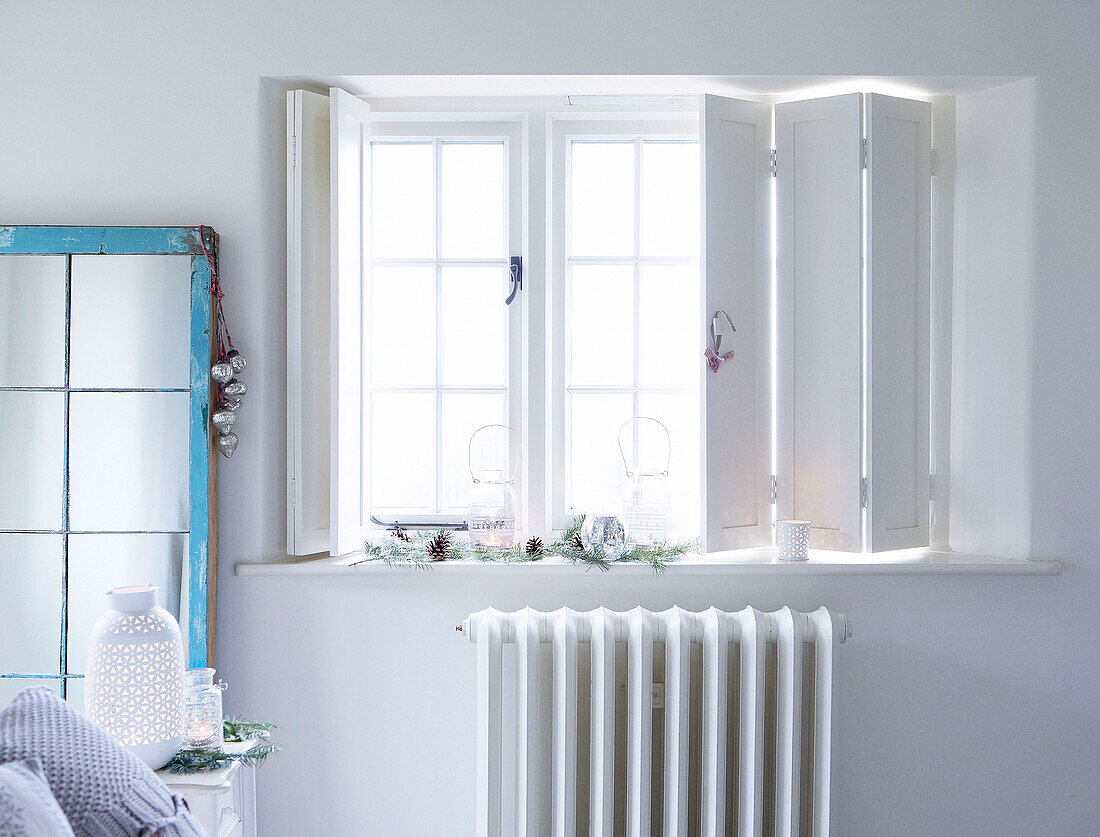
[0,226,206,255]
[0,226,214,681]
[188,234,213,668]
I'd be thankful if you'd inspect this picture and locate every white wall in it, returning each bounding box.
[3,2,1099,835]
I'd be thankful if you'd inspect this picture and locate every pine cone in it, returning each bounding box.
[568,532,584,550]
[426,531,453,561]
[389,526,411,543]
[525,536,544,556]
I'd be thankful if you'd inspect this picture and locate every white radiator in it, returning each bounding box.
[462,606,851,837]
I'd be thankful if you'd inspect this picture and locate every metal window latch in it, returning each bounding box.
[505,256,522,305]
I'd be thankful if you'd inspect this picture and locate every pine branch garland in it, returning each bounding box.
[223,716,277,742]
[166,742,283,774]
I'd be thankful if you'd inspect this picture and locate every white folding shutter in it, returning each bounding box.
[700,94,773,551]
[866,94,932,551]
[775,94,862,552]
[329,87,371,557]
[286,89,332,555]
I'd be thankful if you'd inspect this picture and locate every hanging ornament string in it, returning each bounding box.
[199,227,247,459]
[199,227,233,359]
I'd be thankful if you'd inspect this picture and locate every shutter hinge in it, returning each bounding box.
[770,475,778,504]
[929,472,935,499]
[930,147,939,178]
[861,138,869,170]
[290,477,297,510]
[769,148,777,178]
[860,477,869,509]
[290,135,297,168]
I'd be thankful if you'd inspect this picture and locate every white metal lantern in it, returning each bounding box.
[86,585,185,769]
[467,424,520,551]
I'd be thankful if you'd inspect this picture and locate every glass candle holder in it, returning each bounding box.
[183,668,227,751]
[776,519,812,561]
[618,417,673,547]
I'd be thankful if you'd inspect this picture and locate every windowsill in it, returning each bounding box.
[234,548,1062,577]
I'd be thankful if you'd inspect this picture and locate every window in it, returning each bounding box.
[550,121,702,533]
[287,87,939,559]
[365,121,521,525]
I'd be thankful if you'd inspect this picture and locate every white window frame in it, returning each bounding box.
[366,115,525,528]
[548,114,701,532]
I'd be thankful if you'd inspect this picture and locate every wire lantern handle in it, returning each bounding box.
[468,424,521,484]
[617,416,671,477]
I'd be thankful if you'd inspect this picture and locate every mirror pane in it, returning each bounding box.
[64,678,84,714]
[0,534,62,674]
[568,392,633,513]
[441,267,507,387]
[569,265,634,387]
[0,255,66,387]
[370,392,435,512]
[371,266,435,387]
[66,533,185,675]
[69,255,191,388]
[441,142,505,259]
[0,392,65,530]
[440,392,507,511]
[371,142,435,259]
[0,678,61,711]
[69,392,190,531]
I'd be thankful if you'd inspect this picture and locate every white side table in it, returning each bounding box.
[157,743,258,837]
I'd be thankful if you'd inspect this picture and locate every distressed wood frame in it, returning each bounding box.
[0,225,218,696]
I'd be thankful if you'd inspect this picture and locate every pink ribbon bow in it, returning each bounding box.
[705,348,734,373]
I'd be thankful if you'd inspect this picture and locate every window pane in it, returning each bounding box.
[66,533,184,675]
[569,265,634,387]
[370,392,435,512]
[0,534,62,674]
[442,143,505,259]
[440,393,507,511]
[0,392,64,530]
[70,255,191,388]
[69,392,190,531]
[370,266,435,387]
[641,141,700,257]
[372,143,434,259]
[0,255,66,387]
[638,392,701,536]
[0,679,60,711]
[568,393,633,513]
[441,267,507,387]
[570,141,635,257]
[638,264,700,387]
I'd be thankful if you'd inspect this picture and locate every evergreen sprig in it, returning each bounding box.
[223,716,277,742]
[355,515,695,573]
[165,742,283,774]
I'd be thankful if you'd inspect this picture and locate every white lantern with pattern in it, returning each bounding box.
[86,585,185,768]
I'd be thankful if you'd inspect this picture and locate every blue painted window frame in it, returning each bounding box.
[0,226,216,697]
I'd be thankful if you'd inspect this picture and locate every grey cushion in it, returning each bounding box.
[0,688,203,837]
[0,757,76,836]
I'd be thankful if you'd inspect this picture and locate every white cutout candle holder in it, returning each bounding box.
[86,585,185,769]
[776,519,812,562]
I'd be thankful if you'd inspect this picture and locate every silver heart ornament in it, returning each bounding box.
[212,409,237,435]
[211,360,233,384]
[216,432,239,458]
[223,378,247,397]
[227,349,247,374]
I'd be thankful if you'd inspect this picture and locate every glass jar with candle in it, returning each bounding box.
[467,424,520,551]
[618,417,673,547]
[183,668,227,751]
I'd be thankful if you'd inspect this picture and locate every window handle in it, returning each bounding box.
[505,256,522,305]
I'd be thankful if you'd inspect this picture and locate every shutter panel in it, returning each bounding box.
[775,94,863,552]
[700,94,773,551]
[286,90,332,555]
[866,94,932,551]
[329,88,372,557]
